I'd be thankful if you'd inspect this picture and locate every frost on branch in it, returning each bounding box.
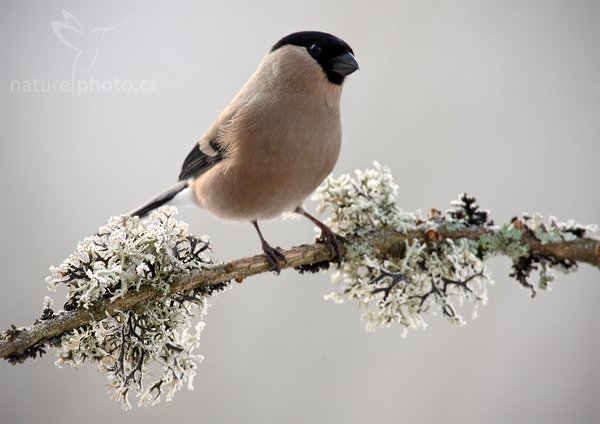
[45,207,226,409]
[315,162,597,335]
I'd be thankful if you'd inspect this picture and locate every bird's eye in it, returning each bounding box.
[309,44,322,55]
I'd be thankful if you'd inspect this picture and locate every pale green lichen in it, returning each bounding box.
[537,259,556,290]
[46,206,225,409]
[316,164,492,334]
[527,213,597,244]
[316,163,596,334]
[314,161,416,235]
[326,235,490,335]
[507,214,595,296]
[478,223,529,260]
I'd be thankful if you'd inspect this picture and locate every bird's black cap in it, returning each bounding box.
[271,31,358,85]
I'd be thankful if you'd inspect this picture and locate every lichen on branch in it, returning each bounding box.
[46,208,227,409]
[0,162,598,410]
[314,162,597,334]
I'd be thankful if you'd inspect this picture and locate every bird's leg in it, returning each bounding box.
[251,221,287,274]
[295,207,344,264]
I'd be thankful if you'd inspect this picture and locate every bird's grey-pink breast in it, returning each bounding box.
[191,45,343,221]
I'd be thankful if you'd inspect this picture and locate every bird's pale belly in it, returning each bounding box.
[192,138,340,222]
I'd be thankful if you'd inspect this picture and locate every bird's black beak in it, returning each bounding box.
[330,52,359,76]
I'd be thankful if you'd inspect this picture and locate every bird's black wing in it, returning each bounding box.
[178,139,225,181]
[129,139,227,217]
[130,140,226,217]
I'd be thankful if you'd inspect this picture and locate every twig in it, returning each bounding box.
[1,226,599,362]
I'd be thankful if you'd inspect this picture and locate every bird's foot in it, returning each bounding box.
[296,207,346,265]
[261,240,287,274]
[317,226,345,265]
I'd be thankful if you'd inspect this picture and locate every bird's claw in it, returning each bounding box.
[261,241,287,274]
[317,227,344,265]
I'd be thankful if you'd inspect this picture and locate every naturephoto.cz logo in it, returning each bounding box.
[10,9,158,96]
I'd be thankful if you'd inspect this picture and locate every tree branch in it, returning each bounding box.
[2,226,599,362]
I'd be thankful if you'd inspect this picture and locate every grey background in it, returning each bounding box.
[1,1,599,423]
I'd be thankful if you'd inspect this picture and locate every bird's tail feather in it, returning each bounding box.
[129,181,190,217]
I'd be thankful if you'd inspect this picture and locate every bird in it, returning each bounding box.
[130,31,359,272]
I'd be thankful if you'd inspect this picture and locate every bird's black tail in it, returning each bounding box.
[129,181,189,217]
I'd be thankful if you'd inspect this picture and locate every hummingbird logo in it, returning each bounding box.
[51,9,123,82]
